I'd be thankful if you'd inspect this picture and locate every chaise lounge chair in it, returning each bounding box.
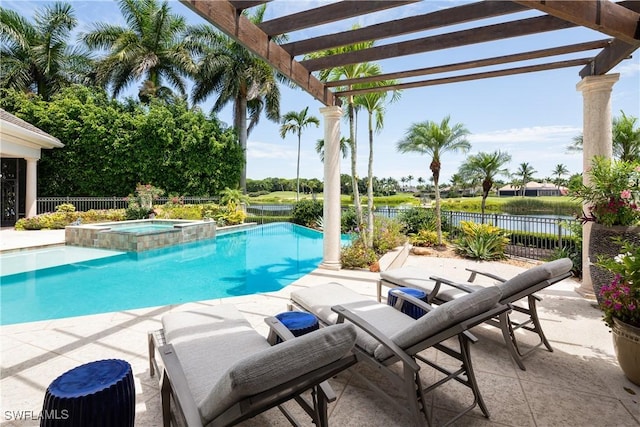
[290,282,509,427]
[379,258,574,370]
[148,304,357,427]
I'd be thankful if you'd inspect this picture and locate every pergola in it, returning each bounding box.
[180,0,640,294]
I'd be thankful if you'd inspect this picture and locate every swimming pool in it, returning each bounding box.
[0,223,338,325]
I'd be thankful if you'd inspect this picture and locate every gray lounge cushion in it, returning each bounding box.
[499,258,572,298]
[199,323,357,423]
[380,266,467,300]
[163,304,252,344]
[380,266,436,290]
[374,286,502,361]
[291,283,414,353]
[164,305,271,418]
[291,282,377,325]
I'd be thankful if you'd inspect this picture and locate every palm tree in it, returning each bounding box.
[567,111,640,162]
[82,0,196,101]
[459,151,512,219]
[279,106,320,201]
[400,176,408,191]
[190,6,283,193]
[219,187,250,210]
[512,162,537,197]
[407,175,414,190]
[315,137,350,162]
[552,163,569,191]
[0,3,92,100]
[306,34,380,230]
[397,116,471,245]
[354,83,401,246]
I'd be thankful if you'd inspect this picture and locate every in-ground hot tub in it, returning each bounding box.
[65,219,216,252]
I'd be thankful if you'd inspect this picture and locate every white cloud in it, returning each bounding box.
[247,141,296,160]
[469,125,581,145]
[613,61,640,78]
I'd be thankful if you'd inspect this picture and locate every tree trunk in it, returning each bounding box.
[431,160,442,245]
[348,98,363,229]
[237,96,248,193]
[296,130,301,201]
[367,112,374,248]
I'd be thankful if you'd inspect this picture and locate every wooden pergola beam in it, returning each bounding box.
[580,38,638,76]
[327,39,611,88]
[281,1,529,57]
[180,0,336,106]
[511,0,640,45]
[258,0,417,37]
[335,58,593,97]
[228,1,270,11]
[300,15,577,72]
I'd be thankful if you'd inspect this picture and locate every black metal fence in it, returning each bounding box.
[37,196,219,213]
[440,210,578,260]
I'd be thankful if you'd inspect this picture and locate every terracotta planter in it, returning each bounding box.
[612,318,640,386]
[588,224,640,303]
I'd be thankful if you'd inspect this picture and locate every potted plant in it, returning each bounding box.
[570,156,640,301]
[596,239,640,385]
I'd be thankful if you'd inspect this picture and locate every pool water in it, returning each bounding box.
[0,223,338,325]
[112,224,176,233]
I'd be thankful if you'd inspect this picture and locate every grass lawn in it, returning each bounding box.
[250,192,420,206]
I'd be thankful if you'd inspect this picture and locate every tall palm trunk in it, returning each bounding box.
[236,95,248,193]
[348,95,363,231]
[481,178,491,223]
[431,160,443,245]
[296,130,301,201]
[366,111,375,247]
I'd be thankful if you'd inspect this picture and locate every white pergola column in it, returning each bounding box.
[575,73,619,298]
[25,157,39,218]
[319,105,343,270]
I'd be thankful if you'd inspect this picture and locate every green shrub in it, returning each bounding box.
[410,229,439,247]
[371,216,406,254]
[454,221,509,260]
[125,206,152,220]
[398,207,437,234]
[156,204,203,220]
[15,217,43,230]
[55,203,76,213]
[546,221,582,278]
[341,207,358,233]
[291,200,323,228]
[341,238,378,269]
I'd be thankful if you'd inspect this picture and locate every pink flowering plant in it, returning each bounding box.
[570,156,640,226]
[596,238,640,328]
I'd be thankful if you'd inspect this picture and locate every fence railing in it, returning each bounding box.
[37,196,219,213]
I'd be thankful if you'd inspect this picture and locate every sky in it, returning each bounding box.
[4,0,640,185]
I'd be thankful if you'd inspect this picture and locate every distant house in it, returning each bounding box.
[498,182,568,197]
[0,109,64,226]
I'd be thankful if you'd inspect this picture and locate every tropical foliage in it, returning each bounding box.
[569,111,640,162]
[0,2,92,100]
[280,107,320,201]
[454,221,509,260]
[82,0,197,101]
[569,156,640,226]
[397,116,471,245]
[0,86,242,196]
[459,150,511,218]
[190,5,283,193]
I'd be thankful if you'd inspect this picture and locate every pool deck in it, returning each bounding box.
[1,229,639,426]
